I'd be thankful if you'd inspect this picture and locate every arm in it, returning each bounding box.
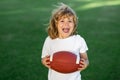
[78,52,89,71]
[41,37,51,68]
[41,55,50,68]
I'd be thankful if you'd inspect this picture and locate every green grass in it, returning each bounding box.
[0,0,120,80]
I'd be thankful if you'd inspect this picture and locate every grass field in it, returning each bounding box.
[0,0,120,80]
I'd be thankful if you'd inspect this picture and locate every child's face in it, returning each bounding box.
[57,16,74,39]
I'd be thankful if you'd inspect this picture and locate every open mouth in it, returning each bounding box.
[62,28,70,33]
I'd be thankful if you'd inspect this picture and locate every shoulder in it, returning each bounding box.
[74,34,84,41]
[44,36,53,44]
[45,36,52,41]
[73,35,87,45]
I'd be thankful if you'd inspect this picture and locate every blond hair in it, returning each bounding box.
[47,3,78,39]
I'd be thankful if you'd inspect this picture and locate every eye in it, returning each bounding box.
[60,20,64,22]
[68,20,73,23]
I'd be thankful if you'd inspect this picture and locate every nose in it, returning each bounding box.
[64,22,69,27]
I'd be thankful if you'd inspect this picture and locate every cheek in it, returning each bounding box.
[57,24,62,32]
[57,23,64,30]
[70,24,75,33]
[70,23,74,29]
[59,24,63,27]
[58,22,64,27]
[71,27,74,32]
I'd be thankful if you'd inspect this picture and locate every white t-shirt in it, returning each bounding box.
[41,35,88,80]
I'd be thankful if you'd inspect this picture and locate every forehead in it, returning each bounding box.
[58,14,74,20]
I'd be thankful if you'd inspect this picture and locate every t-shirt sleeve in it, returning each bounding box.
[41,37,51,58]
[79,37,88,53]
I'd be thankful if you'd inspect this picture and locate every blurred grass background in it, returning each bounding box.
[0,0,120,80]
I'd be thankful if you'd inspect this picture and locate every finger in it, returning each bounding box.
[46,57,50,65]
[46,58,50,62]
[80,58,85,62]
[46,55,50,58]
[79,61,84,65]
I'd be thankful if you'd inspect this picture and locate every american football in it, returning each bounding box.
[50,51,80,73]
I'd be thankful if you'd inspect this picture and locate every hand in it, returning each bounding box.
[78,58,88,71]
[41,55,50,68]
